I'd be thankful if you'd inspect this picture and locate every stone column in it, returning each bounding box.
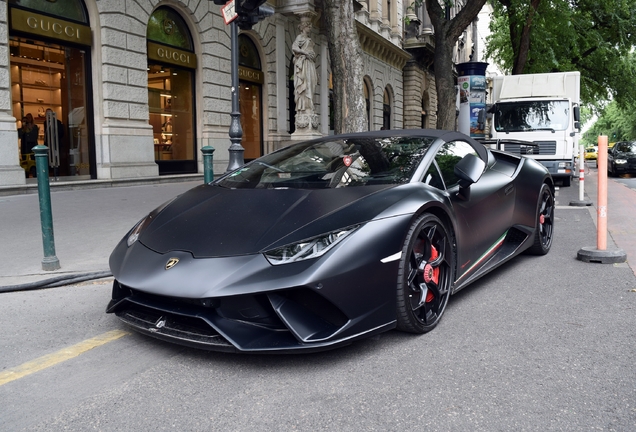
[0,3,27,186]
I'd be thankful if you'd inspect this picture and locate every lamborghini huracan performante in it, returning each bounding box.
[107,129,554,353]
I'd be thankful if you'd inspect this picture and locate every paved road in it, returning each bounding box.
[1,176,635,430]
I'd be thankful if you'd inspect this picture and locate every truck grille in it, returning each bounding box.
[503,141,557,156]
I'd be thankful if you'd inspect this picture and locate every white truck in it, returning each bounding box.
[487,72,581,186]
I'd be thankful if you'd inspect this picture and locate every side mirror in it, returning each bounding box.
[573,105,581,122]
[477,109,486,124]
[454,153,486,189]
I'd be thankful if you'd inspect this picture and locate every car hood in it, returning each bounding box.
[138,184,403,258]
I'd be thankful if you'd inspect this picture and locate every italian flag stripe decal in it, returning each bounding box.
[458,231,508,282]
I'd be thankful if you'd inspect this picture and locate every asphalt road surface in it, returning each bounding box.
[1,184,635,431]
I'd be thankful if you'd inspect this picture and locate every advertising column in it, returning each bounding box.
[457,62,488,138]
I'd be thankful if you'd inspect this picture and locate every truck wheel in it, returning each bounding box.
[562,176,571,187]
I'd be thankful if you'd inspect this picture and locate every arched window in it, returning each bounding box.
[9,0,95,178]
[147,6,197,174]
[383,87,392,130]
[363,77,372,131]
[238,34,264,160]
[9,0,88,23]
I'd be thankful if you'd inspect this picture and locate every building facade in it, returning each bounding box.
[0,0,477,188]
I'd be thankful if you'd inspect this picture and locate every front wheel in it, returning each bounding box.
[396,214,455,334]
[527,183,554,255]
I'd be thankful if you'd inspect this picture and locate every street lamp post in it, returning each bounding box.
[226,19,245,172]
[212,0,274,172]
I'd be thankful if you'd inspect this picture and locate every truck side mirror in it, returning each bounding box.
[477,109,486,124]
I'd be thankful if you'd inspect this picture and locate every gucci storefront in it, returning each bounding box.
[0,1,408,188]
[147,7,197,175]
[8,0,95,179]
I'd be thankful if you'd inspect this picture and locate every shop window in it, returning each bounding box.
[10,37,92,177]
[238,35,263,160]
[9,0,88,23]
[147,7,196,175]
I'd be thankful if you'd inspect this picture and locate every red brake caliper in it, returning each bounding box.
[423,246,439,303]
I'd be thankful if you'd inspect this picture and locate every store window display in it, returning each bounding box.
[8,0,94,178]
[147,7,197,175]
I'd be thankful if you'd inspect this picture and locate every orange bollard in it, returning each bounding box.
[596,135,608,250]
[576,135,626,263]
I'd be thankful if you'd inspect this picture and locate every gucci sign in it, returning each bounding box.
[10,8,92,46]
[148,42,197,69]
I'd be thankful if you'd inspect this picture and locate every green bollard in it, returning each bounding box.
[33,145,60,271]
[201,146,215,184]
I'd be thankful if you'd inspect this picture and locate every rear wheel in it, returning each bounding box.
[396,214,454,334]
[527,183,554,255]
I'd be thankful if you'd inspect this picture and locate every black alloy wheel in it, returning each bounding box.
[528,183,554,255]
[396,213,454,334]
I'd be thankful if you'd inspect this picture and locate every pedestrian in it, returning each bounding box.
[19,113,39,156]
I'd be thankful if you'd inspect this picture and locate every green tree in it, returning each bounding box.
[425,0,488,130]
[323,0,366,133]
[582,101,636,146]
[486,0,636,107]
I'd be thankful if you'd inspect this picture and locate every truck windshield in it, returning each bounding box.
[493,100,569,132]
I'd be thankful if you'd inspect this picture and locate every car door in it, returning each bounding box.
[433,140,516,283]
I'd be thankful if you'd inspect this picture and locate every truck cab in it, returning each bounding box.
[488,72,581,187]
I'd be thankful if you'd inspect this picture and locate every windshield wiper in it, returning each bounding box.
[255,161,284,172]
[529,127,556,133]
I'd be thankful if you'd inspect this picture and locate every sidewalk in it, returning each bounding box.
[0,179,203,288]
[578,165,636,276]
[0,172,633,288]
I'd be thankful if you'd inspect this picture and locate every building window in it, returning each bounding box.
[9,0,95,178]
[364,78,372,131]
[147,7,197,175]
[383,87,392,130]
[238,35,263,160]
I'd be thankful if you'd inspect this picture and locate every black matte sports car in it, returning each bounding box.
[107,129,554,353]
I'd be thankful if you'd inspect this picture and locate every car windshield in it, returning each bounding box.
[216,136,436,189]
[620,142,636,153]
[493,100,570,132]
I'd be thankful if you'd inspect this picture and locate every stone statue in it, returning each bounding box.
[292,18,317,115]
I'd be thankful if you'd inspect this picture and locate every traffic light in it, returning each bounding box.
[235,0,274,29]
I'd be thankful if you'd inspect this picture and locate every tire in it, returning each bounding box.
[561,176,571,187]
[527,183,554,255]
[608,164,615,177]
[396,213,455,334]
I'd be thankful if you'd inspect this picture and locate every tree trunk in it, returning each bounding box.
[324,0,366,133]
[506,0,542,74]
[425,0,488,131]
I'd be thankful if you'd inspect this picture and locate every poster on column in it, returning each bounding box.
[457,76,470,136]
[469,75,486,138]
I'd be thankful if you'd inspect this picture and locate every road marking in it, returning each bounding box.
[0,329,129,386]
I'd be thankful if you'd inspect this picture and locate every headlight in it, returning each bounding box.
[615,159,627,164]
[127,215,152,247]
[264,225,359,265]
[126,197,177,247]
